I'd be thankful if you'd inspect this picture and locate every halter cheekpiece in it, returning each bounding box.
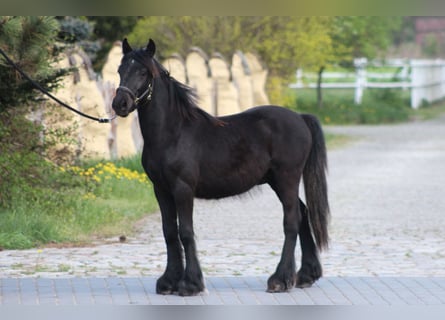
[117,55,155,108]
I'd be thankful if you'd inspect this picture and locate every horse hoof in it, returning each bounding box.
[156,275,179,295]
[295,277,315,288]
[267,273,296,293]
[177,279,205,296]
[296,261,322,288]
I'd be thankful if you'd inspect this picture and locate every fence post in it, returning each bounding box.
[410,60,426,109]
[295,68,303,87]
[354,58,367,104]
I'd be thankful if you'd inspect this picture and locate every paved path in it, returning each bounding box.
[1,114,445,305]
[1,276,444,305]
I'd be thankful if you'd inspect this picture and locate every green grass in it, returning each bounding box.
[325,132,356,150]
[410,100,445,121]
[0,152,158,250]
[286,87,412,125]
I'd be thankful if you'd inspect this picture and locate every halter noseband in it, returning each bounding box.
[117,79,153,107]
[117,54,157,108]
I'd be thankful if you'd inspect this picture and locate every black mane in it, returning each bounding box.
[153,58,223,125]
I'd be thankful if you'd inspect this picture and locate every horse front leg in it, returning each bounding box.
[154,186,184,295]
[174,183,205,296]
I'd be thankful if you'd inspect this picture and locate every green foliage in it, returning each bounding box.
[57,16,93,43]
[128,17,336,79]
[86,16,139,71]
[0,16,63,112]
[128,17,404,104]
[422,34,440,57]
[0,110,157,249]
[87,16,139,42]
[331,17,403,62]
[56,16,101,61]
[286,88,411,125]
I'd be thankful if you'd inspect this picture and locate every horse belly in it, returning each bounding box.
[195,163,268,199]
[195,180,259,199]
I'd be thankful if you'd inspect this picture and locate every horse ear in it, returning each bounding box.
[146,38,156,57]
[122,38,133,55]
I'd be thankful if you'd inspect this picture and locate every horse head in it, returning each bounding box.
[112,38,157,117]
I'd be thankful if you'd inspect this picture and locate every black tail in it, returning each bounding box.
[302,114,330,251]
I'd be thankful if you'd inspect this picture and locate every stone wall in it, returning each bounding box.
[44,42,269,160]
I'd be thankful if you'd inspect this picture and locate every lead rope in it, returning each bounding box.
[0,47,116,123]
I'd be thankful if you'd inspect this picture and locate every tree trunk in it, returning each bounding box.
[317,66,325,109]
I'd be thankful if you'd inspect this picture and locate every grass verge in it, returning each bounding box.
[0,153,157,250]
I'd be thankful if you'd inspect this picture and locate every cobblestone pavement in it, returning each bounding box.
[1,115,445,301]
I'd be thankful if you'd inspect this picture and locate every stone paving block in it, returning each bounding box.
[243,276,266,291]
[345,277,389,305]
[302,285,333,305]
[252,288,279,305]
[106,277,130,305]
[271,292,297,305]
[208,277,248,305]
[402,277,442,305]
[36,280,57,305]
[54,278,75,305]
[184,295,205,305]
[122,278,149,305]
[362,277,405,305]
[396,277,434,305]
[226,276,249,289]
[380,277,420,305]
[433,278,445,289]
[289,288,316,305]
[165,294,186,305]
[18,278,38,305]
[225,277,260,304]
[71,277,94,305]
[201,291,224,305]
[319,278,353,305]
[139,278,170,305]
[430,278,445,303]
[208,277,231,293]
[327,277,368,305]
[215,290,242,305]
[235,292,259,305]
[88,278,111,305]
[410,277,444,304]
[1,279,20,305]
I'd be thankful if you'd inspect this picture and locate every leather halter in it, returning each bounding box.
[117,54,157,107]
[117,80,153,106]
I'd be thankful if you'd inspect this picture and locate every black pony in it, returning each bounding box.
[112,39,330,296]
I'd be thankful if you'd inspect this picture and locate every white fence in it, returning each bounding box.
[289,58,445,109]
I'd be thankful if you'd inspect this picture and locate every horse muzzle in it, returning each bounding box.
[112,91,136,117]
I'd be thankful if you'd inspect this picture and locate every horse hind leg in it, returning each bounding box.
[296,199,323,288]
[267,175,301,293]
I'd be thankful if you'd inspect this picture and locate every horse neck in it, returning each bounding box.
[137,77,183,146]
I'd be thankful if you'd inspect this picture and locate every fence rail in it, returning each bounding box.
[289,58,445,109]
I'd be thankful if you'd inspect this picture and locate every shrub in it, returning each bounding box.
[0,112,156,249]
[286,88,411,124]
